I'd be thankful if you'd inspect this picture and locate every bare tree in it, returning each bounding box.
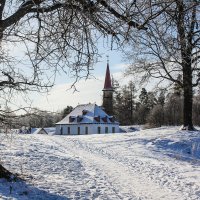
[124,0,200,130]
[0,0,149,111]
[0,0,152,178]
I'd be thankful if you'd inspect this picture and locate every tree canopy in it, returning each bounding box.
[124,0,200,130]
[0,0,151,121]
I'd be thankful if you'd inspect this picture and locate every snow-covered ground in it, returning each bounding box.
[0,127,200,200]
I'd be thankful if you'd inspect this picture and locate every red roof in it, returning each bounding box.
[103,63,113,90]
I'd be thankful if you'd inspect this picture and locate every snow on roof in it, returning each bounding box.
[56,103,119,125]
[44,127,56,135]
[31,128,37,134]
[31,127,56,135]
[32,128,48,134]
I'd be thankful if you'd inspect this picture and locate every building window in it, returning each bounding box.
[85,127,88,134]
[102,116,107,122]
[82,110,88,115]
[78,127,80,135]
[94,116,100,122]
[69,116,75,122]
[68,127,70,135]
[98,127,101,134]
[77,115,83,123]
[112,127,115,133]
[60,127,63,135]
[105,127,108,133]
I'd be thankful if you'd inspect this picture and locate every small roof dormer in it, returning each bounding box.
[56,103,119,125]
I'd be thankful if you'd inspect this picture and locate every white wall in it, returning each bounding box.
[56,124,119,135]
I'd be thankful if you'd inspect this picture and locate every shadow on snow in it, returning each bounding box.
[0,178,69,200]
[151,131,200,164]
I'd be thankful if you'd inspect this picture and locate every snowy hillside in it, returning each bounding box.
[0,127,200,200]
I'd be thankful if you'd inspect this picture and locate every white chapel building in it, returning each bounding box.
[56,103,119,135]
[55,62,119,135]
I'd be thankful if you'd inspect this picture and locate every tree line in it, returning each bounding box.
[1,106,73,130]
[113,80,200,128]
[6,80,200,129]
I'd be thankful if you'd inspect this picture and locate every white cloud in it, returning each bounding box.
[33,77,104,111]
[33,71,130,112]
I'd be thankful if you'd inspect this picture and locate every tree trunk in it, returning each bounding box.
[182,65,195,130]
[0,28,3,42]
[0,164,12,179]
[176,0,196,131]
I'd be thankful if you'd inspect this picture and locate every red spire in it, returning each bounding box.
[103,63,113,90]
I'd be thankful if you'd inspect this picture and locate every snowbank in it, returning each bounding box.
[0,127,200,199]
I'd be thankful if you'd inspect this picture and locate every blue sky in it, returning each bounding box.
[5,38,129,112]
[6,39,162,113]
[33,49,127,112]
[54,38,126,85]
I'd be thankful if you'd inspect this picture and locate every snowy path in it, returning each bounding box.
[0,128,200,199]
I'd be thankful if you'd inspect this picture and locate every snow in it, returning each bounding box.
[44,127,56,135]
[119,125,141,133]
[56,103,118,124]
[0,127,200,199]
[32,128,47,135]
[30,128,55,135]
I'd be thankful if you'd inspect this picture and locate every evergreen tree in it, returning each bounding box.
[62,106,73,118]
[113,81,136,125]
[157,89,166,107]
[137,88,157,124]
[139,88,148,105]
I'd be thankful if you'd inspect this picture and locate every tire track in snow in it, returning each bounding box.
[67,137,200,200]
[39,138,131,200]
[33,136,127,200]
[42,136,187,200]
[66,137,200,200]
[1,135,114,200]
[1,133,200,200]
